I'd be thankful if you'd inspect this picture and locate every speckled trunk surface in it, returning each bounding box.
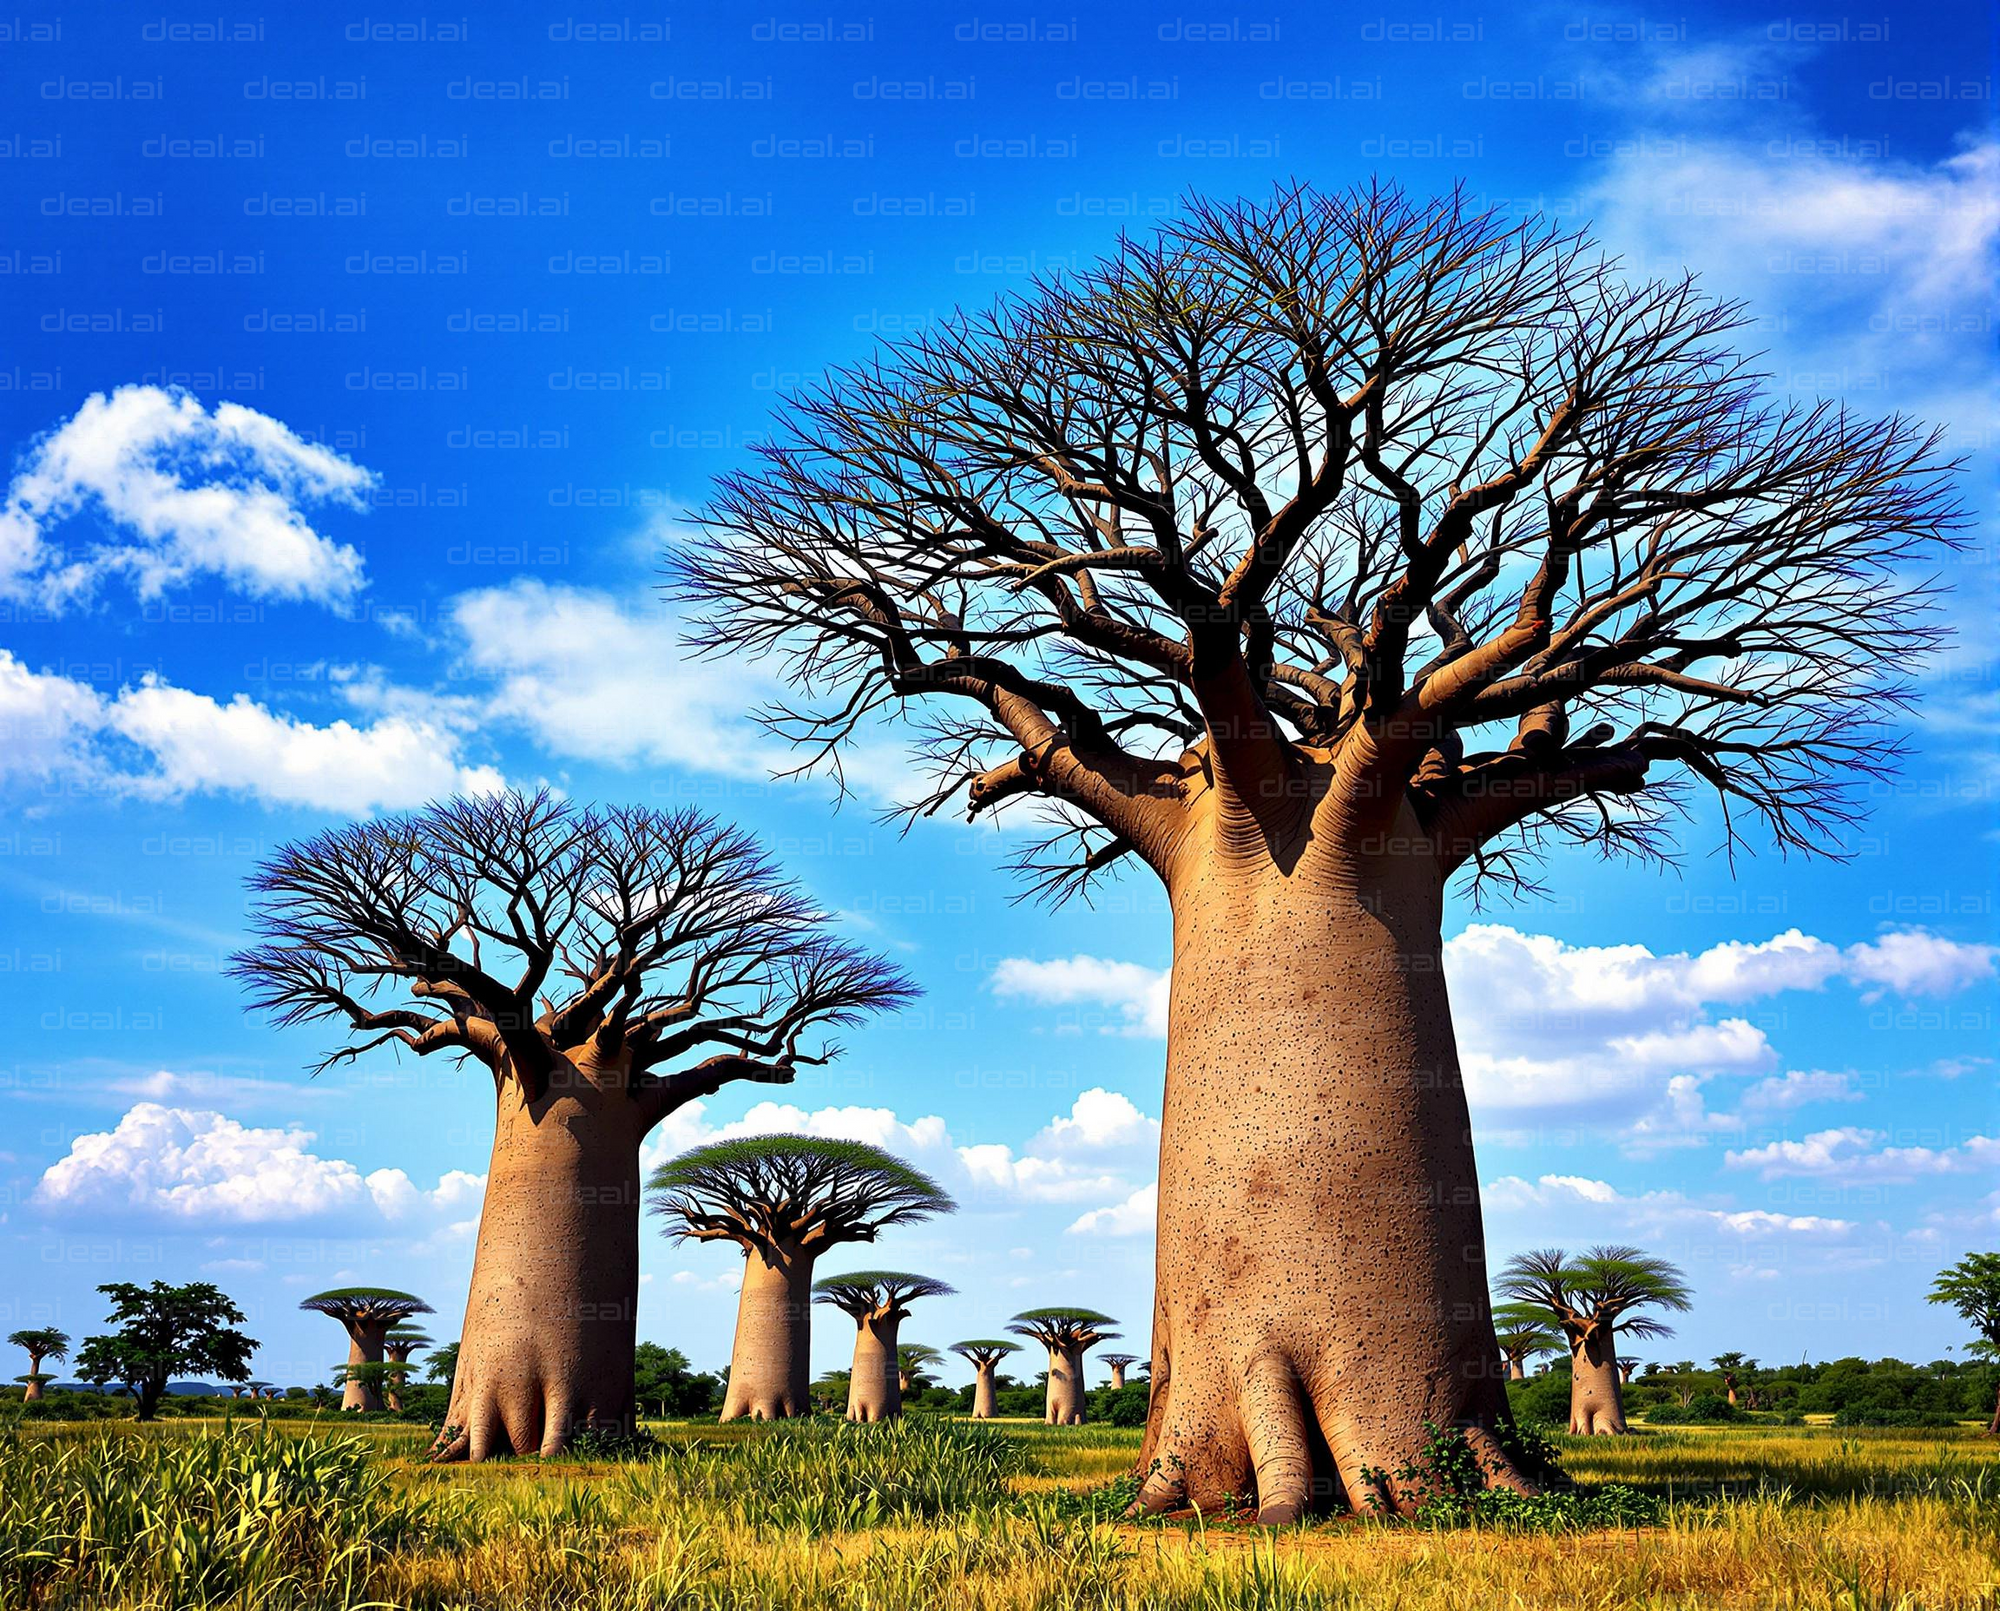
[1136,805,1517,1520]
[1570,1335,1627,1434]
[434,1071,642,1459]
[720,1246,813,1420]
[845,1314,902,1422]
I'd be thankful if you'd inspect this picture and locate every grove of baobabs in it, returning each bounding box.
[5,8,1997,1609]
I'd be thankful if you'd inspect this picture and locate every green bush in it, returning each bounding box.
[1647,1393,1744,1424]
[1506,1372,1573,1428]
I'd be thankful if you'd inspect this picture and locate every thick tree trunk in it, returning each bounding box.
[971,1362,999,1419]
[341,1323,389,1412]
[1507,1357,1526,1382]
[434,1076,644,1459]
[1137,827,1522,1520]
[1109,1362,1128,1390]
[1988,1381,1999,1436]
[1045,1345,1085,1425]
[1621,1362,1637,1385]
[21,1376,43,1402]
[846,1315,902,1422]
[1569,1333,1627,1434]
[720,1243,813,1420]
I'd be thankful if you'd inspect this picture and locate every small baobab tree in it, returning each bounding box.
[651,1137,955,1420]
[301,1289,433,1412]
[951,1339,1020,1418]
[9,1327,68,1403]
[1101,1352,1141,1390]
[1927,1252,2000,1434]
[383,1327,431,1412]
[1492,1301,1561,1381]
[1497,1246,1691,1434]
[233,789,914,1459]
[1619,1359,1643,1386]
[812,1270,955,1422]
[672,179,1962,1518]
[897,1342,944,1394]
[1010,1308,1118,1426]
[1711,1351,1753,1406]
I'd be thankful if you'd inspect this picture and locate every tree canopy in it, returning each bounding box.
[231,790,915,1112]
[73,1281,256,1421]
[813,1270,957,1319]
[950,1338,1021,1363]
[650,1136,955,1257]
[674,181,1963,905]
[1009,1307,1120,1349]
[300,1288,433,1327]
[1496,1246,1693,1347]
[1928,1253,2000,1356]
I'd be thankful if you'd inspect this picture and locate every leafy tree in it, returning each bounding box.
[1497,1246,1691,1434]
[633,1343,721,1418]
[72,1282,256,1422]
[8,1327,69,1403]
[950,1339,1021,1419]
[1491,1301,1561,1380]
[424,1341,461,1391]
[1927,1254,2000,1433]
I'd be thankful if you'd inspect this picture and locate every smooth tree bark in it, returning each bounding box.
[674,183,1962,1516]
[301,1290,430,1413]
[9,1329,66,1402]
[651,1139,954,1421]
[1498,1247,1690,1436]
[1010,1309,1117,1426]
[951,1340,1019,1419]
[1102,1353,1140,1390]
[233,791,914,1460]
[814,1273,953,1422]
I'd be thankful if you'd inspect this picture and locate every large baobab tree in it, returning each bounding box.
[1101,1352,1141,1390]
[672,180,1962,1517]
[301,1289,433,1412]
[233,790,913,1460]
[1497,1246,1691,1434]
[951,1339,1019,1418]
[9,1327,68,1403]
[650,1137,954,1420]
[1010,1308,1118,1426]
[813,1270,955,1421]
[1928,1252,2000,1434]
[1492,1301,1562,1381]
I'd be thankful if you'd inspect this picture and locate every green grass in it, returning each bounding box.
[3,1415,1996,1609]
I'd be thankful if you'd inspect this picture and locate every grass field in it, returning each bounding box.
[3,1414,1997,1610]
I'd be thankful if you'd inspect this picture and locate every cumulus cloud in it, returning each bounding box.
[1482,1171,1857,1240]
[0,386,373,609]
[0,648,504,813]
[1068,1182,1157,1237]
[989,955,1170,1038]
[34,1104,483,1226]
[1724,1128,2000,1182]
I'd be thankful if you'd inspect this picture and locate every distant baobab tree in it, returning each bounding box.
[1101,1352,1141,1390]
[1498,1246,1691,1434]
[673,178,1961,1517]
[300,1289,432,1412]
[897,1342,944,1394]
[1009,1308,1118,1426]
[813,1270,955,1422]
[951,1338,1020,1418]
[233,790,913,1459]
[383,1327,431,1413]
[1492,1301,1562,1381]
[8,1327,67,1403]
[650,1136,954,1421]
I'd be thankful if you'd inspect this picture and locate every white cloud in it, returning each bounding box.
[1724,1128,2000,1182]
[0,648,504,813]
[34,1103,482,1226]
[1739,1070,1862,1112]
[1068,1182,1156,1237]
[0,386,372,609]
[1844,931,1999,999]
[989,955,1170,1038]
[1483,1171,1856,1239]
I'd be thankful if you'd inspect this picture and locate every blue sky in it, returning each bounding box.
[1,0,1995,1392]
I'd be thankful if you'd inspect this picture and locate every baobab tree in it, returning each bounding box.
[1102,1352,1141,1390]
[1927,1252,2000,1434]
[1497,1246,1691,1434]
[1712,1351,1754,1406]
[383,1327,431,1412]
[671,180,1962,1518]
[951,1338,1020,1418]
[1492,1301,1562,1381]
[897,1343,944,1394]
[813,1271,954,1421]
[301,1289,433,1412]
[1010,1308,1118,1426]
[651,1137,954,1420]
[9,1327,67,1403]
[233,790,913,1459]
